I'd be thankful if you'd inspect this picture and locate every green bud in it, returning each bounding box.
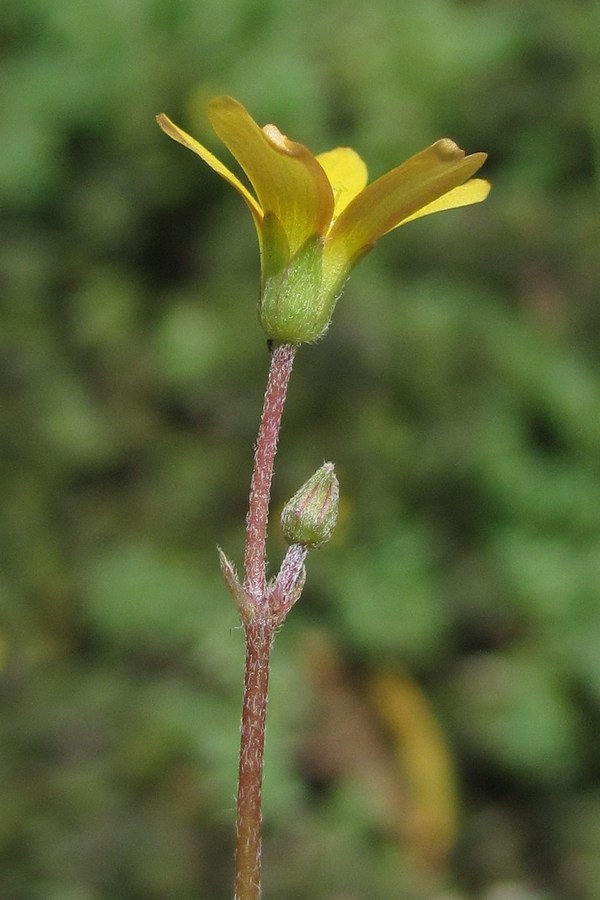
[281,462,339,548]
[259,230,347,344]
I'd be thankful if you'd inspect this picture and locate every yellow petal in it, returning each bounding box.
[316,147,368,221]
[208,97,334,256]
[156,112,262,228]
[396,178,491,227]
[329,139,487,263]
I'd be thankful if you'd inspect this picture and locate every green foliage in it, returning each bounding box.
[2,0,600,897]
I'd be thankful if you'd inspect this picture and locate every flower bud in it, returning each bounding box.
[281,462,339,548]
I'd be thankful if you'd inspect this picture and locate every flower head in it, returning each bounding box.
[157,97,489,343]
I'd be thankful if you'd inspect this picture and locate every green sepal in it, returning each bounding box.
[260,212,291,284]
[259,235,345,343]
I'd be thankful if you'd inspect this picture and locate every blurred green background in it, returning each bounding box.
[2,0,600,897]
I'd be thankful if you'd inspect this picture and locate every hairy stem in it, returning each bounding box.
[243,342,297,603]
[235,341,297,899]
[234,620,274,900]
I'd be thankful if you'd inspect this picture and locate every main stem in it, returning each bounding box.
[234,619,274,900]
[235,342,297,900]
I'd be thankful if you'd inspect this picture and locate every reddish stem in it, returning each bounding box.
[243,342,297,603]
[234,619,274,900]
[235,341,297,899]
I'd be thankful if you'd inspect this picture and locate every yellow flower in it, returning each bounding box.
[157,96,489,344]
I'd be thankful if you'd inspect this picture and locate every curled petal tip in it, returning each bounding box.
[434,138,464,160]
[262,124,303,157]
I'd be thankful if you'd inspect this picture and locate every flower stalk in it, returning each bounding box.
[234,342,296,900]
[243,342,297,601]
[232,345,339,898]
